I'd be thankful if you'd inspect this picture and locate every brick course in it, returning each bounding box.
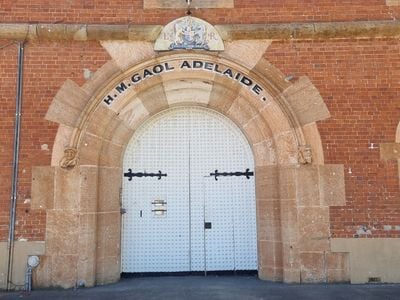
[0,3,399,243]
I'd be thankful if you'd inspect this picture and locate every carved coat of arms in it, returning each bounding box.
[170,17,209,50]
[154,16,224,51]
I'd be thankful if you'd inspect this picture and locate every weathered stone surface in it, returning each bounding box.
[138,84,169,115]
[46,80,90,127]
[77,213,97,286]
[86,105,117,138]
[79,133,103,166]
[300,252,326,283]
[118,98,150,129]
[31,166,55,210]
[82,61,122,95]
[274,131,298,165]
[144,0,234,8]
[222,40,271,70]
[257,199,281,241]
[208,80,239,113]
[380,143,400,160]
[297,207,330,252]
[33,255,52,288]
[101,41,155,71]
[251,59,290,95]
[319,164,346,206]
[79,166,98,213]
[98,167,122,213]
[281,76,330,126]
[95,256,121,285]
[331,238,400,283]
[46,211,79,255]
[280,200,298,243]
[164,79,212,105]
[54,167,80,210]
[282,268,301,283]
[255,166,279,200]
[99,140,123,167]
[260,102,292,134]
[259,266,283,281]
[253,139,276,167]
[51,125,75,167]
[326,252,349,283]
[259,240,283,270]
[227,95,258,126]
[296,165,320,207]
[52,254,79,288]
[278,166,296,200]
[386,0,400,6]
[302,122,324,165]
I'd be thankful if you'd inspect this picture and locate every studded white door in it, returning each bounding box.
[121,107,257,273]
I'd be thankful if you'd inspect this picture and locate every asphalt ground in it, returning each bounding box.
[1,275,400,300]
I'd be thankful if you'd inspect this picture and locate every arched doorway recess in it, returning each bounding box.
[32,46,348,288]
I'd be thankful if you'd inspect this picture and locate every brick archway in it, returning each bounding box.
[32,42,348,288]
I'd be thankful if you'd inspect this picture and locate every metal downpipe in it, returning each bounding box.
[6,41,25,291]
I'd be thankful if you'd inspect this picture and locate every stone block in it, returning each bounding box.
[98,167,122,213]
[144,0,234,8]
[79,133,103,166]
[259,266,283,281]
[138,84,169,115]
[380,143,400,160]
[77,213,97,287]
[164,79,212,106]
[278,166,296,199]
[295,165,320,207]
[222,40,271,70]
[326,252,350,282]
[227,95,258,126]
[281,76,330,126]
[282,243,300,270]
[79,166,98,213]
[52,255,79,288]
[301,123,324,165]
[101,41,155,71]
[282,268,300,283]
[386,0,400,6]
[253,139,276,167]
[258,240,283,269]
[251,58,290,94]
[257,199,281,241]
[280,200,298,243]
[97,212,121,253]
[260,102,292,134]
[46,80,90,127]
[33,255,52,288]
[96,256,121,285]
[297,207,330,252]
[243,118,265,145]
[208,78,239,113]
[99,140,123,167]
[319,164,346,206]
[54,167,80,210]
[300,252,326,283]
[82,61,122,95]
[274,131,298,165]
[86,105,117,138]
[46,211,79,255]
[31,166,55,210]
[255,166,279,200]
[51,125,75,167]
[118,98,149,130]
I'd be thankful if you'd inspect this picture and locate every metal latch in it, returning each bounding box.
[151,199,167,216]
[204,222,212,229]
[120,208,127,214]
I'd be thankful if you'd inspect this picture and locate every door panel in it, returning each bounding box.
[122,107,257,273]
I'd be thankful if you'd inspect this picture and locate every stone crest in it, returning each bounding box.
[154,16,224,51]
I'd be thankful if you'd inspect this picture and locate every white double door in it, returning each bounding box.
[121,107,257,273]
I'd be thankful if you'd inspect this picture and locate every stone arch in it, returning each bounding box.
[32,42,348,288]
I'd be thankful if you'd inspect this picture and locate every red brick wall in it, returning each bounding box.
[1,2,400,241]
[0,41,110,241]
[266,38,400,238]
[0,1,398,24]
